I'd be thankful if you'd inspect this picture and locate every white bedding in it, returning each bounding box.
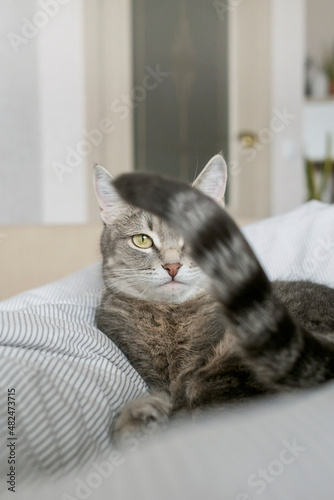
[1,200,334,492]
[242,200,334,287]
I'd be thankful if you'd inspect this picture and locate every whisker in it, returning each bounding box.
[138,282,155,300]
[192,156,200,183]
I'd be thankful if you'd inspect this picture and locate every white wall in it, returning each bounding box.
[227,0,271,221]
[38,0,87,224]
[0,0,42,224]
[0,0,87,225]
[84,0,134,223]
[0,0,134,225]
[270,0,307,215]
[304,101,334,160]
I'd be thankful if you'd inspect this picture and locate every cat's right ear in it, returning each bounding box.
[192,154,228,207]
[93,165,127,224]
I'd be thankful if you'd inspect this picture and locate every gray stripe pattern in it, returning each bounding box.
[0,263,147,486]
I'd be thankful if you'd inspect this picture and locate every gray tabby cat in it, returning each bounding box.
[93,155,334,442]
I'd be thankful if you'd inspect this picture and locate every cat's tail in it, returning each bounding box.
[114,173,334,389]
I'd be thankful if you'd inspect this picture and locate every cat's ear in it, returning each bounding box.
[192,154,228,207]
[93,165,127,224]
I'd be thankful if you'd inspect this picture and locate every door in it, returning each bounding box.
[227,0,271,222]
[131,0,271,220]
[132,0,229,183]
[86,1,304,223]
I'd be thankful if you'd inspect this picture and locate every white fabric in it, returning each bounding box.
[28,381,333,500]
[242,200,334,287]
[0,200,334,493]
[0,264,147,485]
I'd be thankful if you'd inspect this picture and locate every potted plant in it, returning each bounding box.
[306,134,334,202]
[323,45,334,94]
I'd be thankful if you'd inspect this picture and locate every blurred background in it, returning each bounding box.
[1,0,334,298]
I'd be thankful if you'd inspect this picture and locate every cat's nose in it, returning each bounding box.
[162,263,182,278]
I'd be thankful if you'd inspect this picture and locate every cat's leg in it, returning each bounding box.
[112,391,172,445]
[170,333,267,412]
[114,172,334,390]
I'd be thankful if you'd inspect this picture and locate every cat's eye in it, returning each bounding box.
[132,234,154,249]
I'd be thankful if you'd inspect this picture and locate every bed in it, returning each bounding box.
[1,200,334,498]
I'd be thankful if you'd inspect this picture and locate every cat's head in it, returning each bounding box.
[93,155,227,304]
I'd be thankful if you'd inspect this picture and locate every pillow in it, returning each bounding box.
[242,199,334,287]
[0,200,333,484]
[0,263,147,482]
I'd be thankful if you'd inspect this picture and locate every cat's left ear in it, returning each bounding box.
[93,164,127,224]
[192,154,228,207]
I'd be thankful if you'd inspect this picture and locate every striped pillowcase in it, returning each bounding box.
[0,263,147,481]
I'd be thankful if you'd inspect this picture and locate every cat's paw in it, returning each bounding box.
[112,392,172,447]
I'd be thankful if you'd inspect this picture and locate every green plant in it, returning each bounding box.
[323,44,334,81]
[306,134,333,202]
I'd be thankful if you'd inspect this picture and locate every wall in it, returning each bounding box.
[228,0,271,221]
[0,0,134,225]
[270,0,306,215]
[84,0,134,224]
[39,0,87,224]
[228,0,307,219]
[0,0,42,224]
[304,1,334,164]
[306,0,334,66]
[0,0,87,225]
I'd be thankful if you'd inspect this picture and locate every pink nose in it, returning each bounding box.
[162,263,182,278]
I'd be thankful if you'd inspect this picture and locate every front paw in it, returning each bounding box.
[112,393,171,446]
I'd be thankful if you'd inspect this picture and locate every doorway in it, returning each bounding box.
[132,0,229,183]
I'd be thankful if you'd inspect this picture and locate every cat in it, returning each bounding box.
[93,154,334,443]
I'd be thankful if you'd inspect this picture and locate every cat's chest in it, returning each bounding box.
[133,304,189,352]
[98,292,223,387]
[124,297,222,385]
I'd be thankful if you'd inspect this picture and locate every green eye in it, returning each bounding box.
[132,234,154,249]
